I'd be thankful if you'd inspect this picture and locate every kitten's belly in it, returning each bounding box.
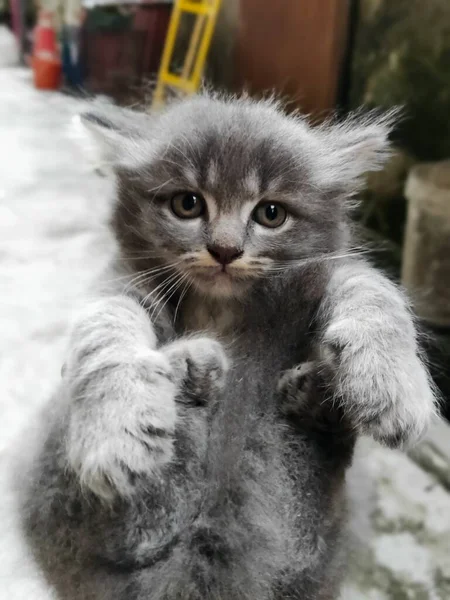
[181,418,349,600]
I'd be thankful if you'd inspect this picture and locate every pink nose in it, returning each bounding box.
[207,245,243,265]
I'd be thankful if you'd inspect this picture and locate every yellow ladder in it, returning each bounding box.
[152,0,222,107]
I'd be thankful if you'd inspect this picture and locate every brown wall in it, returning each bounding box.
[235,0,350,115]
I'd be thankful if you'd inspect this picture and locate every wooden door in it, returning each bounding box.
[235,0,350,115]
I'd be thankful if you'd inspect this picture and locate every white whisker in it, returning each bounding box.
[140,270,181,310]
[102,264,168,286]
[153,273,189,324]
[146,178,175,197]
[173,276,192,325]
[122,262,181,294]
[266,249,370,273]
[148,272,184,321]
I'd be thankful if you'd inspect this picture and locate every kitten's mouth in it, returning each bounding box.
[188,265,251,288]
[185,264,255,297]
[195,266,232,280]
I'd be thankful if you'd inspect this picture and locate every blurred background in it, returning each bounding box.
[0,1,450,599]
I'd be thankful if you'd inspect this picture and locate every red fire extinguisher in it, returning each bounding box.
[32,10,62,90]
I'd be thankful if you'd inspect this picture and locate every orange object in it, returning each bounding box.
[32,10,61,90]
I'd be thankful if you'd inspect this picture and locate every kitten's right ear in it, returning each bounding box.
[310,108,400,195]
[71,102,153,170]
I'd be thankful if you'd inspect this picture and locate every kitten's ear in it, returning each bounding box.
[312,109,400,193]
[71,101,153,170]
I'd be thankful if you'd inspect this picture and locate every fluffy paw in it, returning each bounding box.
[163,337,229,405]
[319,340,437,448]
[277,362,316,415]
[66,348,178,500]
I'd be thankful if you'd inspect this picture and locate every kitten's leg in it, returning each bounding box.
[63,296,227,501]
[276,363,355,600]
[316,259,438,447]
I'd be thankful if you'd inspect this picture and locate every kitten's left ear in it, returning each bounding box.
[311,109,400,194]
[70,101,154,170]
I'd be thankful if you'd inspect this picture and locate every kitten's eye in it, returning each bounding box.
[252,202,287,228]
[170,192,205,219]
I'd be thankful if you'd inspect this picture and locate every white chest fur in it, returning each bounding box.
[181,295,238,340]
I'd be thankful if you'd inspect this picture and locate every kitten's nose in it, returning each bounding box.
[207,244,243,265]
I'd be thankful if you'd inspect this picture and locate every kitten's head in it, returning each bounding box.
[80,95,395,298]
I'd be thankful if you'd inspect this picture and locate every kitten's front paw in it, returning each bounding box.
[277,362,316,415]
[163,337,229,405]
[320,338,437,448]
[67,349,178,500]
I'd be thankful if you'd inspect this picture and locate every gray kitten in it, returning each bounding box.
[20,94,436,600]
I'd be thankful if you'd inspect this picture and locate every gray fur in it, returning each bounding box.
[19,94,436,600]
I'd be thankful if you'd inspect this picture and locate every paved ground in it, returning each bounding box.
[0,68,448,600]
[0,68,114,599]
[344,428,450,599]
